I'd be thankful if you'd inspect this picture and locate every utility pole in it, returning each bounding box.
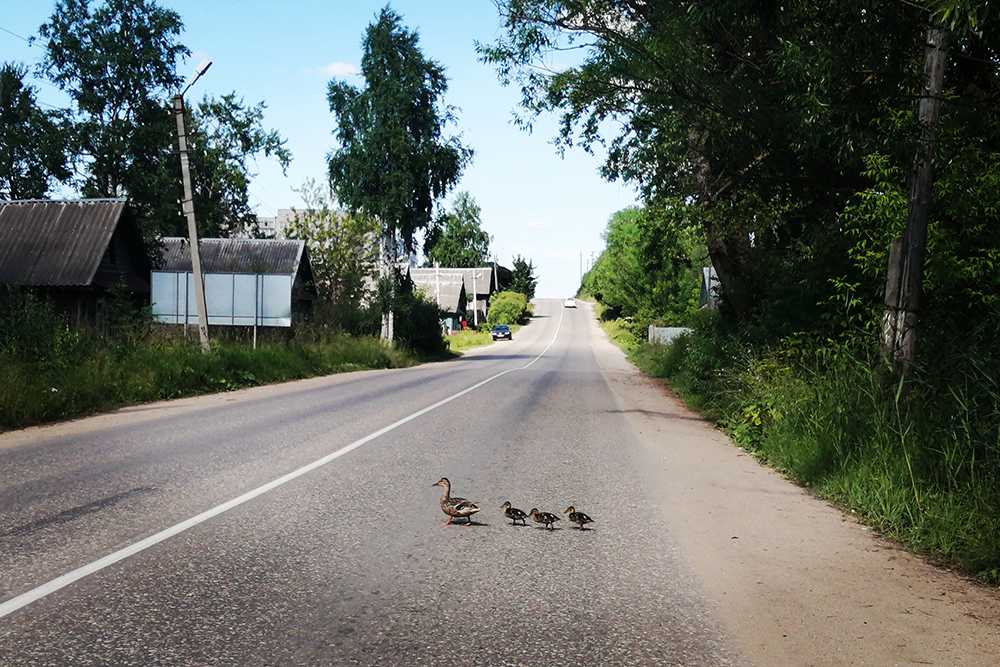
[174,59,212,354]
[881,26,948,385]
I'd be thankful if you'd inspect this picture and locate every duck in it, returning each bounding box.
[501,501,528,526]
[565,506,594,530]
[529,508,561,530]
[432,477,482,525]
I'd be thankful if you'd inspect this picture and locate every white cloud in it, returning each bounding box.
[313,62,360,77]
[521,219,551,230]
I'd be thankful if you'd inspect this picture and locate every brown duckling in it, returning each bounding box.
[501,501,528,526]
[529,508,561,530]
[432,477,482,525]
[565,506,594,530]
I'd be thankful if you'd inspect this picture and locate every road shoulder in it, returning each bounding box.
[586,306,1000,667]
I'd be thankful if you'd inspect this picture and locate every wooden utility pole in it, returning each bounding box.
[881,26,948,385]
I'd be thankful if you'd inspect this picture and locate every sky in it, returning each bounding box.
[1,0,640,298]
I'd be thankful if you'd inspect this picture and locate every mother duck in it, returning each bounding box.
[432,477,482,525]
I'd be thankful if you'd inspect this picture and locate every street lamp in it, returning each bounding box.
[173,59,212,353]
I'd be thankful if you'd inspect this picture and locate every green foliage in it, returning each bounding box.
[446,327,494,352]
[487,291,531,325]
[584,201,705,327]
[284,179,378,326]
[508,255,538,300]
[0,286,92,370]
[182,93,291,238]
[134,93,292,241]
[35,1,290,242]
[479,0,997,326]
[633,314,1000,582]
[39,0,188,205]
[0,321,416,433]
[391,280,449,357]
[423,191,492,267]
[327,6,471,251]
[0,63,70,199]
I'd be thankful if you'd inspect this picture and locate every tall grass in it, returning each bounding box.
[631,312,1000,585]
[0,287,419,432]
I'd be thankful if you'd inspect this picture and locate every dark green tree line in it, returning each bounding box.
[482,0,1000,345]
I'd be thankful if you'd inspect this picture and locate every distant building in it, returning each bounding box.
[407,267,470,333]
[455,267,495,326]
[0,199,151,328]
[254,209,299,238]
[151,237,317,328]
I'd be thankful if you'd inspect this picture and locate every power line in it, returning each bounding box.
[0,25,35,45]
[248,173,288,211]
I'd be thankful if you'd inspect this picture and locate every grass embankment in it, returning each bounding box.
[597,309,1000,586]
[445,328,494,351]
[0,328,416,434]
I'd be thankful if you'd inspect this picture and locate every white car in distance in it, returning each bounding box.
[564,297,576,308]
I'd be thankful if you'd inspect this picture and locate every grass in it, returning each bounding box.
[0,327,416,433]
[595,306,1000,586]
[629,328,1000,586]
[446,328,495,352]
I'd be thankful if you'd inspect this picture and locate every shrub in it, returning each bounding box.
[487,291,530,325]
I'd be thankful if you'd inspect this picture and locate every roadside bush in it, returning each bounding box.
[487,291,530,325]
[393,287,449,357]
[0,320,417,433]
[632,312,1000,583]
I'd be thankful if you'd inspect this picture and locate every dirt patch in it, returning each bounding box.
[588,308,1000,667]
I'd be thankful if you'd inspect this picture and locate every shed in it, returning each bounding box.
[151,238,317,327]
[407,267,468,333]
[0,199,151,327]
[455,267,494,326]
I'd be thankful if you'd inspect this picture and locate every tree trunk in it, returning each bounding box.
[881,26,948,384]
[380,228,395,341]
[690,128,754,322]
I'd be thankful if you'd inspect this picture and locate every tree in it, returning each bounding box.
[423,191,492,267]
[480,0,922,322]
[39,0,188,213]
[0,63,70,200]
[168,93,291,238]
[328,6,471,339]
[585,203,705,325]
[487,291,530,326]
[284,178,378,307]
[508,255,538,300]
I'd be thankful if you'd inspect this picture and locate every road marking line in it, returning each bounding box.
[0,305,565,619]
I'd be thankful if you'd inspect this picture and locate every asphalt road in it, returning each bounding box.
[0,299,741,666]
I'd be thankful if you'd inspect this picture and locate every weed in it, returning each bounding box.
[630,314,1000,585]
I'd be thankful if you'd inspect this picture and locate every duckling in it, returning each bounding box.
[529,508,561,530]
[501,501,528,526]
[565,506,594,530]
[432,477,482,525]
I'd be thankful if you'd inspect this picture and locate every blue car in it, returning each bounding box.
[491,324,512,341]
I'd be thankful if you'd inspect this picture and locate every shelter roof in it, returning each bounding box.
[455,267,494,296]
[157,238,309,276]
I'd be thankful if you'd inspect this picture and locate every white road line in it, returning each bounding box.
[0,305,565,620]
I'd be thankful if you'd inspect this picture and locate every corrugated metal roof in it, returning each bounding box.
[456,267,493,296]
[0,199,129,286]
[158,237,307,275]
[409,268,466,312]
